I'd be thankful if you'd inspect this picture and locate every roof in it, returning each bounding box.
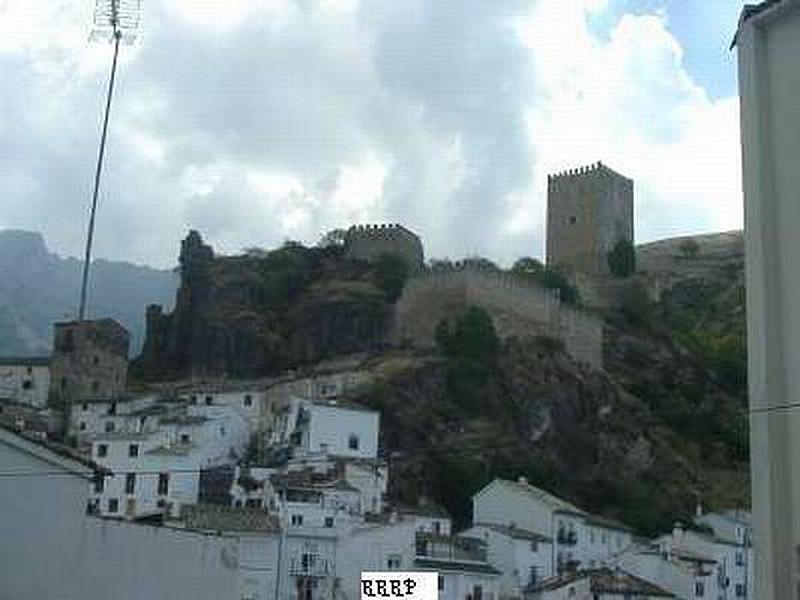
[159,415,209,426]
[489,478,586,517]
[731,0,794,48]
[0,356,50,367]
[414,558,500,576]
[584,513,634,533]
[0,422,108,478]
[535,568,674,597]
[395,503,451,519]
[472,522,553,543]
[672,547,717,564]
[181,504,280,533]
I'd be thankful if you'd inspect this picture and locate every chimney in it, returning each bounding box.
[672,521,685,545]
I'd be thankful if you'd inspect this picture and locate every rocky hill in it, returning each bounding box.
[131,229,749,535]
[0,229,176,356]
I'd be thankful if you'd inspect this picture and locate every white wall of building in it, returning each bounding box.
[737,2,800,598]
[0,430,281,600]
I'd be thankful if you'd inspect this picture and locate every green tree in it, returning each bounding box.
[511,257,545,275]
[607,239,636,278]
[375,253,410,302]
[318,228,348,248]
[436,307,500,414]
[678,238,700,260]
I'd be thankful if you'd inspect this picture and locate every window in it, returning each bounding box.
[590,529,595,543]
[205,395,213,405]
[190,395,197,404]
[387,554,402,569]
[528,567,538,586]
[291,514,304,526]
[104,421,115,433]
[244,394,253,407]
[180,434,191,444]
[107,498,119,513]
[736,584,745,597]
[108,402,117,416]
[125,473,136,494]
[82,403,88,411]
[97,444,108,458]
[22,379,32,389]
[433,521,441,535]
[158,473,169,496]
[128,444,139,458]
[438,576,444,591]
[569,216,577,224]
[94,475,104,494]
[530,539,538,552]
[79,422,86,431]
[325,516,334,528]
[245,498,262,508]
[26,365,33,374]
[348,434,359,450]
[93,355,99,365]
[695,581,705,597]
[736,551,744,566]
[473,585,483,600]
[219,426,226,437]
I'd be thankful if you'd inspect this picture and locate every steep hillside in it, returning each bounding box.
[0,230,176,356]
[132,229,749,534]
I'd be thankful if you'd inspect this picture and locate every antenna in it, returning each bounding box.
[78,0,142,321]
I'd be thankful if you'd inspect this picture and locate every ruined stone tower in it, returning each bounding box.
[48,318,130,410]
[546,162,633,276]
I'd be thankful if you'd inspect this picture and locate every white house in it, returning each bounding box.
[272,397,380,461]
[0,356,50,408]
[0,423,280,600]
[735,0,800,596]
[461,523,554,599]
[693,510,753,599]
[529,568,674,600]
[613,540,718,600]
[655,523,752,600]
[88,404,249,518]
[473,478,633,576]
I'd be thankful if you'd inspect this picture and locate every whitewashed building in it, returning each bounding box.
[529,568,674,600]
[88,405,249,518]
[461,523,554,599]
[473,478,633,576]
[271,397,380,462]
[0,423,281,600]
[0,356,50,408]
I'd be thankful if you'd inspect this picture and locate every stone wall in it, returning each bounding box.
[48,319,130,409]
[547,162,634,276]
[344,224,424,272]
[392,264,603,370]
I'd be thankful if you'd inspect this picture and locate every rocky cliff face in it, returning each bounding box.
[132,232,394,380]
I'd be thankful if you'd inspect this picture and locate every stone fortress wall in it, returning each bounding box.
[344,224,425,273]
[547,162,634,277]
[392,263,603,370]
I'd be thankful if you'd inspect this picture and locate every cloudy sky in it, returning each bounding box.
[0,0,746,269]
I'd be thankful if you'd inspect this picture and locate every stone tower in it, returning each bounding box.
[546,162,634,276]
[48,318,130,410]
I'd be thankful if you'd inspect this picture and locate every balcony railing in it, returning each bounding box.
[290,557,331,577]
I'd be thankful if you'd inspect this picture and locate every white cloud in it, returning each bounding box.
[0,0,742,269]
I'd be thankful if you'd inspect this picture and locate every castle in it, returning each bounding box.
[343,224,424,273]
[350,161,636,370]
[547,161,634,277]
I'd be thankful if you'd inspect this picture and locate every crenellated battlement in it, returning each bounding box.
[344,223,424,272]
[547,161,632,182]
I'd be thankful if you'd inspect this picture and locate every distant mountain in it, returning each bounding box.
[0,229,177,357]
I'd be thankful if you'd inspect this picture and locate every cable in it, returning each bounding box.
[749,400,800,415]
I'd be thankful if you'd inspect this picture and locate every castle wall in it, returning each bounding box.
[392,265,603,370]
[344,224,424,272]
[547,163,633,276]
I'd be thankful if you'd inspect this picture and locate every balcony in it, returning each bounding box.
[290,556,331,577]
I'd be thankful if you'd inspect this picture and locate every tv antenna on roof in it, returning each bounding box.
[78,0,142,321]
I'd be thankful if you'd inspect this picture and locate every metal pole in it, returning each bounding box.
[78,26,122,321]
